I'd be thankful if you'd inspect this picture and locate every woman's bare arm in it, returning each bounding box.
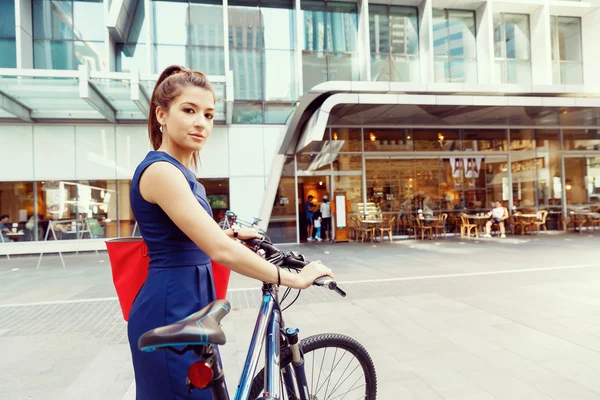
[139,162,331,288]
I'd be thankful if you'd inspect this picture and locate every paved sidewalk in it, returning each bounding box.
[0,232,599,399]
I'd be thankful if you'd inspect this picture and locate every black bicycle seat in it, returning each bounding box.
[138,300,231,352]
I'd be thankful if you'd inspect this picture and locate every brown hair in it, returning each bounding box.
[148,65,216,168]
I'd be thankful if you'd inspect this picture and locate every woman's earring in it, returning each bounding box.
[159,125,165,133]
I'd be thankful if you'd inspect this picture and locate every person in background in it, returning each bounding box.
[305,195,316,241]
[482,201,509,239]
[0,215,11,242]
[312,208,322,242]
[320,195,331,242]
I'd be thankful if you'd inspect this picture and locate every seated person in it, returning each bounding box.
[483,201,509,239]
[0,214,10,242]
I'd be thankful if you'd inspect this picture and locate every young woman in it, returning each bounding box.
[127,65,333,399]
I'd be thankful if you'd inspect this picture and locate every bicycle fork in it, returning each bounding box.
[281,328,310,400]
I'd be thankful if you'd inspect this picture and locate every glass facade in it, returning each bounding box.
[432,9,477,83]
[116,0,147,72]
[269,127,600,241]
[301,1,359,93]
[33,0,106,70]
[494,13,531,84]
[551,16,583,84]
[0,0,16,68]
[369,5,419,82]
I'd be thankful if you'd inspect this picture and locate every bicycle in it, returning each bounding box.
[219,211,270,242]
[137,237,377,400]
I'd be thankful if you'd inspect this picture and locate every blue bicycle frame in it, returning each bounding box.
[228,283,309,400]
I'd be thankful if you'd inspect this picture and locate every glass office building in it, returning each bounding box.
[1,0,600,252]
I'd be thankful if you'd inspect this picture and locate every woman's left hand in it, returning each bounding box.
[236,227,263,240]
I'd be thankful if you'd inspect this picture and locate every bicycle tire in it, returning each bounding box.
[248,333,377,400]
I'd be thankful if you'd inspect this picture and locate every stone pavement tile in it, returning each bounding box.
[540,359,600,394]
[379,379,444,400]
[461,369,555,400]
[534,379,600,400]
[394,358,485,398]
[444,392,500,400]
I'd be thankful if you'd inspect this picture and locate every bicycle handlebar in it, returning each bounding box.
[242,238,346,297]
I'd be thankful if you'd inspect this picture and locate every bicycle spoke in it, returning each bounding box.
[325,364,362,400]
[331,375,365,400]
[314,349,350,397]
[314,347,327,395]
[323,348,338,398]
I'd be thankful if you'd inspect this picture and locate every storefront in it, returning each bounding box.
[263,87,600,243]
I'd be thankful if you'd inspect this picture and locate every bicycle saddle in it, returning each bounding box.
[138,300,231,352]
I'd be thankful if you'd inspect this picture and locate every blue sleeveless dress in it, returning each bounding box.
[128,151,221,400]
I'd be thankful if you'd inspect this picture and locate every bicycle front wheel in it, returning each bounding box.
[249,333,377,400]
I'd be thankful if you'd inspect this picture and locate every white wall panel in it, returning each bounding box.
[262,126,285,177]
[116,125,150,179]
[33,125,76,180]
[75,126,117,180]
[0,125,34,181]
[229,176,265,222]
[228,125,265,177]
[582,9,600,85]
[197,126,229,178]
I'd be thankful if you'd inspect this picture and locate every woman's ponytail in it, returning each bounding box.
[147,65,184,150]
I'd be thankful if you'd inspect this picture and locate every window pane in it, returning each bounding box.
[301,1,326,51]
[33,0,74,39]
[560,62,583,85]
[327,2,358,53]
[0,39,16,68]
[268,158,297,243]
[74,41,105,71]
[302,51,327,92]
[432,8,448,57]
[510,129,535,151]
[264,50,296,101]
[493,14,503,58]
[563,129,600,151]
[369,5,389,54]
[449,58,477,83]
[34,40,74,69]
[463,129,507,151]
[73,0,105,41]
[535,129,563,213]
[232,102,263,123]
[0,182,35,242]
[504,14,530,60]
[390,6,418,55]
[262,7,295,50]
[190,46,225,75]
[153,45,187,72]
[264,103,295,124]
[364,128,413,152]
[448,10,476,58]
[333,128,361,152]
[230,48,264,100]
[550,16,557,60]
[413,129,460,152]
[190,3,224,47]
[327,52,359,81]
[128,0,147,43]
[371,53,390,80]
[153,1,188,45]
[116,43,147,73]
[506,59,531,84]
[557,17,581,61]
[0,0,16,37]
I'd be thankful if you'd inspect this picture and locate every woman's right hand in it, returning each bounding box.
[291,261,334,289]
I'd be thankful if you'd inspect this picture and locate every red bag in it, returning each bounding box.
[106,238,231,321]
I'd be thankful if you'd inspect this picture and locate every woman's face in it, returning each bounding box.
[156,86,215,152]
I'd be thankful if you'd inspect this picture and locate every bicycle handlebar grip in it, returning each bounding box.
[314,277,347,297]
